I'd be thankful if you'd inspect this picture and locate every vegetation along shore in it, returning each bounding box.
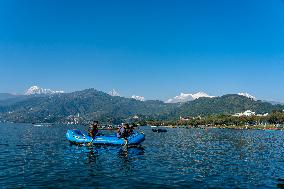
[145,111,284,130]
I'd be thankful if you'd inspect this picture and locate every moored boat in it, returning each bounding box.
[152,128,167,133]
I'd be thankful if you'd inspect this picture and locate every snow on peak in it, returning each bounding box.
[166,93,194,103]
[192,92,214,99]
[238,92,256,100]
[166,92,214,103]
[108,89,120,97]
[25,86,64,95]
[131,95,145,101]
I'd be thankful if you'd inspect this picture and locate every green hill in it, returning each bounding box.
[0,89,175,124]
[0,89,283,124]
[176,94,284,117]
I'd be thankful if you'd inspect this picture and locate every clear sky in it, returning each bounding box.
[0,0,284,101]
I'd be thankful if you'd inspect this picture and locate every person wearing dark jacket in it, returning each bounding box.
[88,121,99,138]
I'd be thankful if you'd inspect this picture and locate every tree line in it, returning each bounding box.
[142,111,284,127]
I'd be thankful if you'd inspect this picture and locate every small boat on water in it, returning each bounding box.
[33,124,43,127]
[99,125,117,130]
[152,128,167,133]
[33,123,53,127]
[66,129,145,145]
[99,127,117,131]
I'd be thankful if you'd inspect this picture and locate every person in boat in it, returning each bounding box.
[117,124,126,138]
[117,123,133,137]
[124,123,131,137]
[117,123,130,145]
[88,121,99,138]
[127,124,134,136]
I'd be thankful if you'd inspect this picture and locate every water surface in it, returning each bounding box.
[1,123,284,188]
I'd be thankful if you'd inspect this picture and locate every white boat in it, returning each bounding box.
[33,124,43,127]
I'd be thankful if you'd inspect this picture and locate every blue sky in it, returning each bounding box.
[0,0,284,101]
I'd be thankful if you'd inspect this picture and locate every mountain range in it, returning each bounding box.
[0,86,64,106]
[0,86,283,124]
[0,89,175,124]
[25,86,64,95]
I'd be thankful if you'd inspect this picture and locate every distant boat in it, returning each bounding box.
[99,125,117,130]
[33,123,52,127]
[152,129,167,133]
[33,124,43,127]
[101,127,117,131]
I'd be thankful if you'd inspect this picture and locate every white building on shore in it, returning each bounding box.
[233,110,256,117]
[233,110,269,117]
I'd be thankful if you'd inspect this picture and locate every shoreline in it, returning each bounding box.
[151,124,284,131]
[1,122,283,131]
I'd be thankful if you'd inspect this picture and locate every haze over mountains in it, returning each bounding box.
[0,85,272,104]
[0,86,283,124]
[0,93,19,101]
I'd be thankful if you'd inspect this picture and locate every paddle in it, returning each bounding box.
[86,122,99,146]
[123,138,128,147]
[87,138,94,147]
[87,131,97,146]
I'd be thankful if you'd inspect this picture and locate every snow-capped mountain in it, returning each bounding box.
[238,92,256,100]
[166,92,215,103]
[25,86,64,95]
[108,89,120,97]
[131,95,145,101]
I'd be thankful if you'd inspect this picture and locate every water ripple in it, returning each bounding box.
[0,124,284,188]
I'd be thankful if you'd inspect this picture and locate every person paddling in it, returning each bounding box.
[117,123,129,145]
[88,121,99,139]
[116,124,125,138]
[128,125,134,136]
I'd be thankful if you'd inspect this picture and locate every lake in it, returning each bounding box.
[1,123,284,188]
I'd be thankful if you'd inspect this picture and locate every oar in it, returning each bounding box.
[122,138,128,149]
[86,136,95,147]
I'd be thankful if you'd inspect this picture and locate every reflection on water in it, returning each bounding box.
[66,144,145,166]
[1,123,284,188]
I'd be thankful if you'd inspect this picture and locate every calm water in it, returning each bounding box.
[1,124,284,188]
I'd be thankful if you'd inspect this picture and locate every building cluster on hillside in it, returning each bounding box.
[65,113,82,124]
[233,110,268,117]
[179,110,269,120]
[179,116,202,121]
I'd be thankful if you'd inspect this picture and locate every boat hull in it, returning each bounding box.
[66,129,145,145]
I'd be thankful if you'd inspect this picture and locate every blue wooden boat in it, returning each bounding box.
[66,129,145,145]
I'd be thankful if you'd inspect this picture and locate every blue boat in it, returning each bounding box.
[66,129,145,145]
